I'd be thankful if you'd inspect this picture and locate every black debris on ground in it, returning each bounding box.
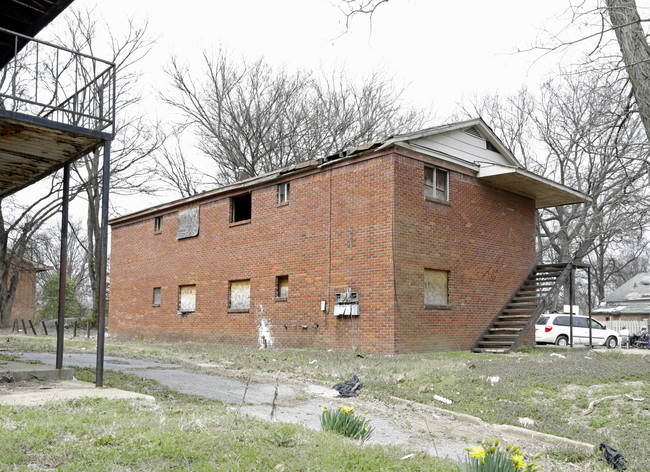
[333,375,362,398]
[600,443,627,471]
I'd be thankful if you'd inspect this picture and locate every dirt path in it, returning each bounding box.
[13,352,600,470]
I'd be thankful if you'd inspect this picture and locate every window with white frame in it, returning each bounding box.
[154,216,162,233]
[278,182,290,204]
[424,166,449,201]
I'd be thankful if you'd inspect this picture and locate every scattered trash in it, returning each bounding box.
[550,353,566,359]
[418,385,427,394]
[585,356,592,360]
[487,376,500,386]
[518,417,535,427]
[308,360,318,365]
[333,375,363,397]
[600,443,626,471]
[356,354,365,358]
[433,394,452,405]
[400,453,415,461]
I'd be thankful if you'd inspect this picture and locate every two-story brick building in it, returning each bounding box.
[108,118,586,353]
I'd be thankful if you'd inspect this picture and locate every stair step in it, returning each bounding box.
[493,321,527,326]
[472,348,510,354]
[483,334,518,339]
[488,327,523,332]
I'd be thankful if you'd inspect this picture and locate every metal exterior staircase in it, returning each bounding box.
[472,263,573,353]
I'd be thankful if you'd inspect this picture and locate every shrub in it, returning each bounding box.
[457,439,540,472]
[320,406,373,441]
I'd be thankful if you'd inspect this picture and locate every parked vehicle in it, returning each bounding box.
[535,313,620,348]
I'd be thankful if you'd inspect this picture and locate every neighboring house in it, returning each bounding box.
[9,260,47,326]
[592,273,650,325]
[108,118,586,354]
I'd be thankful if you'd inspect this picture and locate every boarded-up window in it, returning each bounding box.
[424,269,448,306]
[276,275,289,298]
[229,279,250,310]
[176,206,200,239]
[424,166,448,201]
[179,285,196,313]
[153,287,161,307]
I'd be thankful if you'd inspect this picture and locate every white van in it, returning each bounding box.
[535,313,619,348]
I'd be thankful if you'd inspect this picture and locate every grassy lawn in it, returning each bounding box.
[4,334,650,470]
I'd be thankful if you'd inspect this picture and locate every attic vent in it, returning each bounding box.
[463,127,482,139]
[486,141,498,152]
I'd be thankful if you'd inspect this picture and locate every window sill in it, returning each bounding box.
[424,304,452,310]
[177,311,195,316]
[154,231,162,235]
[230,219,251,228]
[277,202,289,208]
[228,309,250,314]
[153,304,160,308]
[424,196,451,206]
[274,297,288,302]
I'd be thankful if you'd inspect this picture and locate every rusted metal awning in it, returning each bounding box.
[0,112,109,198]
[477,164,589,208]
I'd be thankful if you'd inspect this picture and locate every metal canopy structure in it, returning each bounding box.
[1,0,114,387]
[0,0,74,69]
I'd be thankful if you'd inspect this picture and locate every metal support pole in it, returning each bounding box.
[41,320,48,336]
[28,320,37,335]
[56,163,70,370]
[96,142,111,387]
[569,266,574,347]
[587,267,594,349]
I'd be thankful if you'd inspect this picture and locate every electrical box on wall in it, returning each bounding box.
[335,291,359,304]
[334,290,360,316]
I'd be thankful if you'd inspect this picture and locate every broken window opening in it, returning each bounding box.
[229,279,251,310]
[154,216,162,233]
[276,275,289,299]
[278,182,290,204]
[178,285,196,314]
[424,269,449,307]
[424,166,449,201]
[153,287,161,307]
[231,193,252,223]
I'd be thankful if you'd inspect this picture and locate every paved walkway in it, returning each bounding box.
[16,352,595,463]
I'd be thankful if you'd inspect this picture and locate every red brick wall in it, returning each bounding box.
[109,149,536,353]
[9,264,37,325]
[391,152,536,352]
[110,154,397,352]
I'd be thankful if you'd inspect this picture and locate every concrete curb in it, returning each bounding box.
[390,395,595,454]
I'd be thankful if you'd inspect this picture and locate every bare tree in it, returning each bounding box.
[49,8,160,321]
[0,178,65,328]
[161,50,430,193]
[464,70,650,303]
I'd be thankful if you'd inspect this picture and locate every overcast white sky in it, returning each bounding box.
[91,0,577,121]
[23,0,650,216]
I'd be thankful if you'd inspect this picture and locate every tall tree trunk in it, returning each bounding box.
[606,0,650,141]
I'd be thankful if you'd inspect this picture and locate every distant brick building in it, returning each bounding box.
[108,119,585,353]
[8,260,41,326]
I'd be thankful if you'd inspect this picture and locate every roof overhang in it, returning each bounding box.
[0,111,110,198]
[477,164,589,209]
[0,0,74,69]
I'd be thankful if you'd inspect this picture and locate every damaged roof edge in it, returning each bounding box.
[109,159,323,226]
